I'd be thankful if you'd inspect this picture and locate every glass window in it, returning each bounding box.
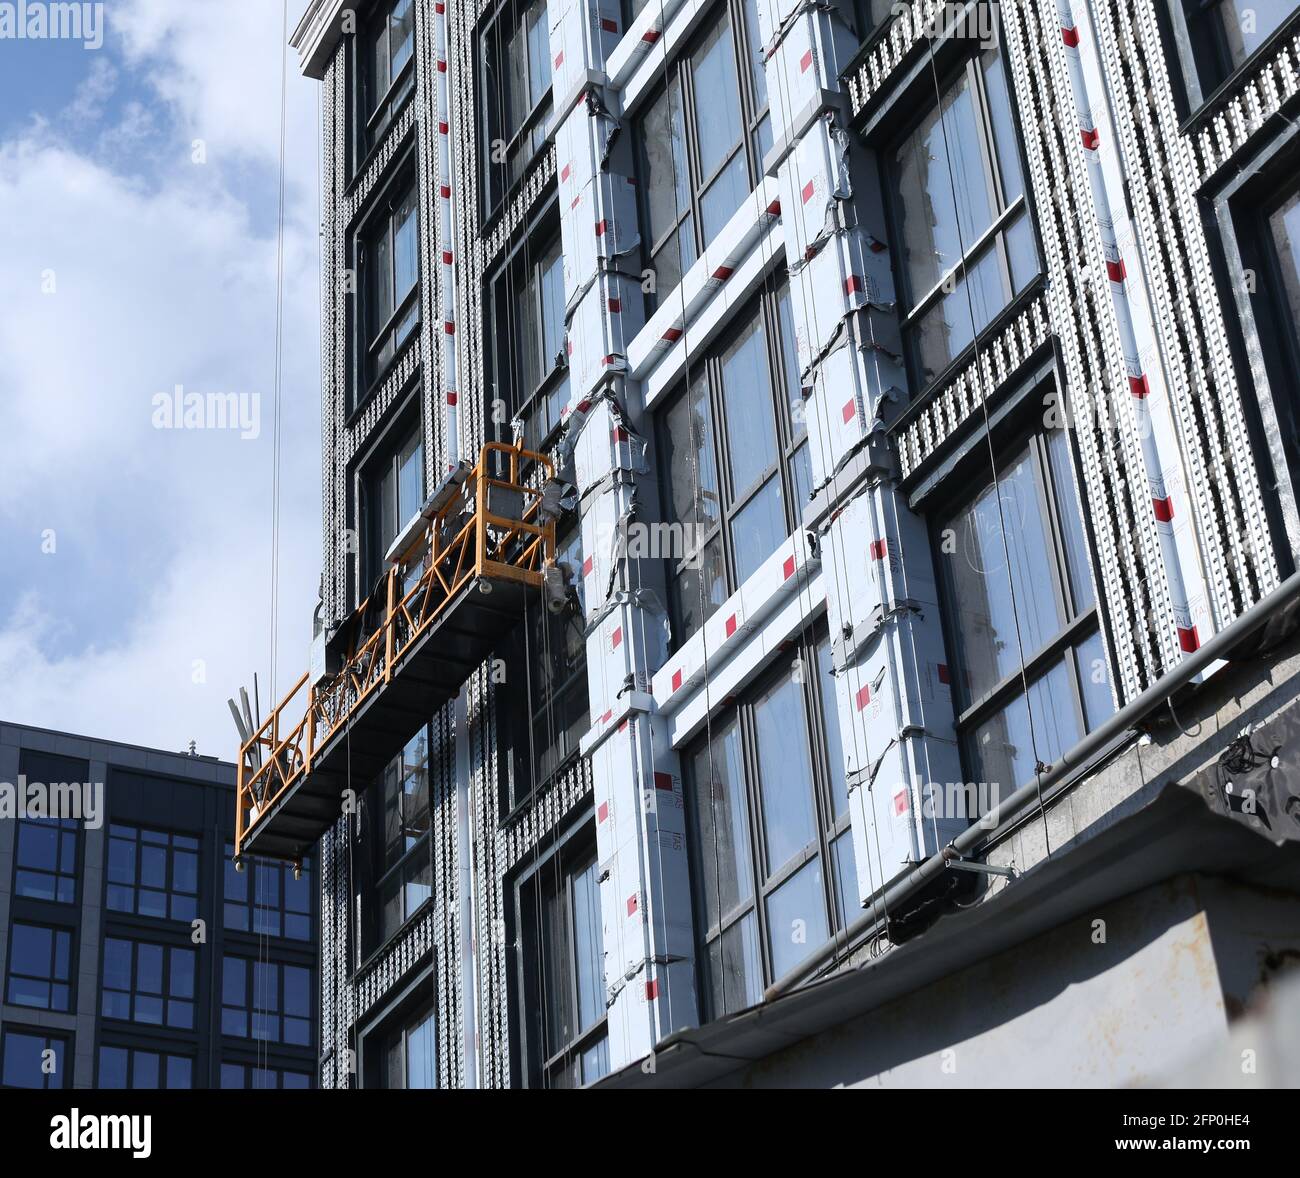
[14,816,78,903]
[105,824,200,923]
[500,520,590,808]
[685,625,855,1016]
[224,844,312,940]
[889,44,1038,388]
[2,1029,66,1089]
[938,425,1113,790]
[362,0,415,152]
[98,1045,192,1090]
[366,421,424,588]
[222,957,312,1047]
[1183,1,1295,96]
[489,227,570,451]
[383,1005,438,1088]
[657,284,804,645]
[360,175,420,391]
[482,0,553,213]
[520,843,608,1087]
[6,923,72,1011]
[635,0,770,309]
[101,938,194,1029]
[220,1062,312,1089]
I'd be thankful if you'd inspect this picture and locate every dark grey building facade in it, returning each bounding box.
[264,0,1300,1089]
[0,722,317,1089]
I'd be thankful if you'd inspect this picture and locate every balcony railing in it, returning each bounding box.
[235,442,556,863]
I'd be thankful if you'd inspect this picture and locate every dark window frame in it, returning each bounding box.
[1,1026,69,1090]
[5,920,74,1012]
[655,278,809,646]
[223,842,313,942]
[13,814,79,905]
[681,623,854,1016]
[931,418,1110,787]
[479,0,555,221]
[512,821,609,1088]
[1171,1,1300,113]
[96,1043,194,1090]
[360,0,417,157]
[360,412,425,592]
[352,152,421,408]
[104,822,200,925]
[498,515,589,816]
[219,1060,312,1089]
[101,935,196,1030]
[363,726,433,958]
[633,0,770,310]
[220,955,313,1048]
[882,42,1037,394]
[485,204,570,451]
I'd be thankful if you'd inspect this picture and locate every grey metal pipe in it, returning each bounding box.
[767,569,1300,998]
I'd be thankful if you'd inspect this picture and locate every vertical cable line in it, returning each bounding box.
[259,0,292,1090]
[640,9,726,1019]
[919,11,1053,854]
[756,0,885,973]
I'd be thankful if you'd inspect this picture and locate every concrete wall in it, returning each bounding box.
[703,874,1300,1088]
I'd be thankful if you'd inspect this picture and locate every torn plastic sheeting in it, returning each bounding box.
[547,0,626,111]
[761,6,862,145]
[566,272,646,400]
[654,526,819,707]
[776,117,852,268]
[561,171,642,301]
[831,607,960,774]
[554,87,621,205]
[787,226,896,370]
[571,396,649,494]
[820,475,941,657]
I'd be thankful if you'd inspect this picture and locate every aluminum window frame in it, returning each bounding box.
[96,1043,194,1090]
[361,0,417,154]
[220,955,313,1048]
[1171,0,1300,113]
[361,414,425,591]
[101,935,195,1030]
[486,204,570,451]
[512,821,609,1088]
[353,154,422,406]
[498,516,590,817]
[479,0,555,220]
[13,815,79,905]
[104,822,201,925]
[655,280,807,646]
[681,623,854,1020]
[222,842,313,942]
[883,44,1035,394]
[633,0,770,311]
[932,424,1107,786]
[5,921,74,1013]
[1,1026,69,1090]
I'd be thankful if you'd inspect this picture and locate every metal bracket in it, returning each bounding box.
[942,846,1016,879]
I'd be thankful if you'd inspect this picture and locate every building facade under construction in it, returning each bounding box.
[241,0,1300,1086]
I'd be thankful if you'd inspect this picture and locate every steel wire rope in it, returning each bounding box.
[761,0,892,973]
[639,3,733,1023]
[484,16,554,1086]
[255,0,292,1089]
[919,9,1054,857]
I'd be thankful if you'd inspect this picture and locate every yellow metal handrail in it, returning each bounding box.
[235,442,555,862]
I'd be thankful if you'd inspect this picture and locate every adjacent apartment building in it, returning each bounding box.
[257,0,1300,1087]
[0,723,316,1089]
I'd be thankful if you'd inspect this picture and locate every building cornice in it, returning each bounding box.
[290,0,350,80]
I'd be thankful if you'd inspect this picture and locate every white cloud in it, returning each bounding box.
[0,2,322,761]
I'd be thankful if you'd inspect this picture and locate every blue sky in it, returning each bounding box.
[0,1,322,759]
